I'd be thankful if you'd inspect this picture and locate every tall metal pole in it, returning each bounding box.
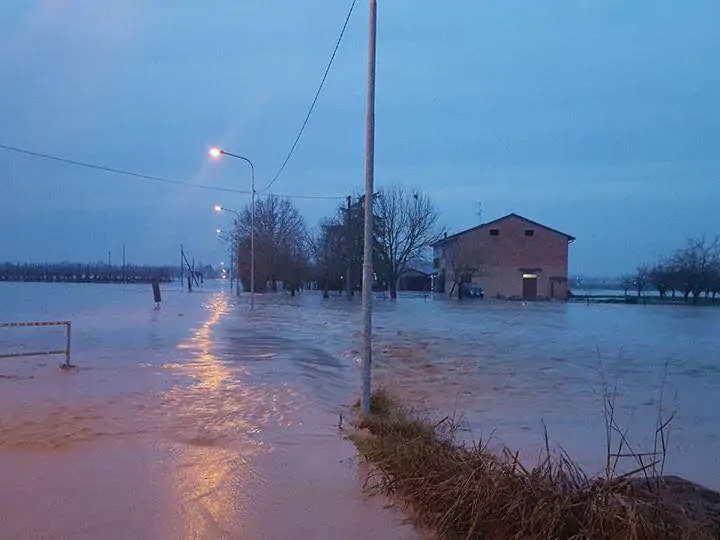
[360,0,377,416]
[250,170,256,310]
[216,152,256,310]
[233,242,236,293]
[122,244,126,283]
[346,195,353,297]
[229,242,233,292]
[235,235,240,296]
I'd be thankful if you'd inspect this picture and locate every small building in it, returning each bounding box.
[398,260,434,292]
[432,213,575,300]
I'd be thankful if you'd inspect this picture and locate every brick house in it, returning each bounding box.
[432,213,575,300]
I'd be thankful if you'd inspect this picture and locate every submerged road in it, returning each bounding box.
[0,286,419,539]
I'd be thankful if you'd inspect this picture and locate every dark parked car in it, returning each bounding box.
[459,282,484,299]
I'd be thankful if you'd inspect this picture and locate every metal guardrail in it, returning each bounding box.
[0,321,72,368]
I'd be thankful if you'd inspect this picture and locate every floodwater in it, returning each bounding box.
[367,294,720,487]
[1,282,719,538]
[0,282,420,540]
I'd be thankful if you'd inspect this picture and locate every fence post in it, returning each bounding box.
[65,322,72,368]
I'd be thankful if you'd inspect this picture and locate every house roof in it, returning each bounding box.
[404,260,435,276]
[431,213,576,247]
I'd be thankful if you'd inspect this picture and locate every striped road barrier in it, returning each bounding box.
[0,321,72,368]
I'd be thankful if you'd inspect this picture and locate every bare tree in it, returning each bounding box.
[374,186,443,299]
[620,275,634,297]
[631,235,720,304]
[649,262,672,298]
[233,195,310,293]
[670,236,720,304]
[443,235,487,300]
[709,266,720,300]
[280,231,312,296]
[311,217,346,298]
[633,264,650,297]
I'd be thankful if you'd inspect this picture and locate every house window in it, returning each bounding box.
[489,229,500,236]
[524,229,535,237]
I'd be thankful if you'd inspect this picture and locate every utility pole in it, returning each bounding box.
[360,0,377,416]
[234,237,240,296]
[250,167,256,310]
[122,244,126,283]
[346,195,353,297]
[231,241,235,293]
[180,244,184,289]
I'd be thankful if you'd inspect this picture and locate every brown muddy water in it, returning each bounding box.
[0,283,421,539]
[1,281,719,537]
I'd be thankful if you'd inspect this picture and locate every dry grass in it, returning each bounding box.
[350,389,720,540]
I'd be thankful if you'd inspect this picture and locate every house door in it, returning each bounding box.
[522,274,538,300]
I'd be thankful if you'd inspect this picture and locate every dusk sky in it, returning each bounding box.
[1,1,718,277]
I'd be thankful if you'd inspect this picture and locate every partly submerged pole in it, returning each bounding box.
[360,0,377,416]
[250,167,256,311]
[346,194,353,297]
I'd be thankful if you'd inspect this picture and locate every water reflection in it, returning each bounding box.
[164,292,306,537]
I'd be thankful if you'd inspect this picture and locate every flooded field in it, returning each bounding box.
[0,281,718,537]
[213,287,720,488]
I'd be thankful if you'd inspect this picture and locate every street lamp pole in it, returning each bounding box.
[234,237,240,296]
[210,149,256,311]
[214,205,244,298]
[360,0,378,416]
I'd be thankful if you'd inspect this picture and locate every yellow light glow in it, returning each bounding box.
[209,147,223,159]
[522,273,537,279]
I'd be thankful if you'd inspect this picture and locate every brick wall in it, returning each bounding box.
[438,215,571,300]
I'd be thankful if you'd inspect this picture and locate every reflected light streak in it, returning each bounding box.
[167,293,302,536]
[169,294,256,536]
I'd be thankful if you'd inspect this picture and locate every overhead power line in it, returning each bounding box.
[1,2,358,203]
[0,143,250,195]
[260,0,358,194]
[0,142,344,201]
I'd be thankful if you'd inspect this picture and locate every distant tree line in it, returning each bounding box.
[0,262,178,283]
[623,237,720,303]
[225,186,443,298]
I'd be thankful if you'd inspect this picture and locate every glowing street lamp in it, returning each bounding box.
[208,147,255,310]
[213,204,242,297]
[213,204,240,218]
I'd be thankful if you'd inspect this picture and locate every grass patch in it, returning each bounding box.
[349,390,720,539]
[355,386,395,418]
